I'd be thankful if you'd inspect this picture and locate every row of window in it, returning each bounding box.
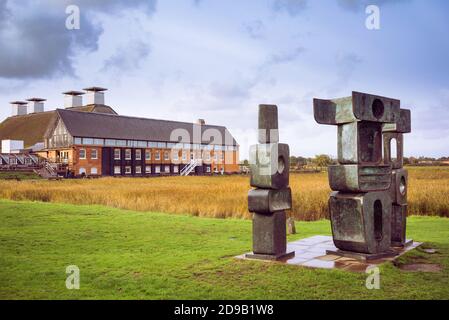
[79,149,97,160]
[73,137,238,151]
[77,165,216,176]
[113,165,179,175]
[112,149,225,161]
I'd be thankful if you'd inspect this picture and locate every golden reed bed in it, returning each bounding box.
[0,167,448,220]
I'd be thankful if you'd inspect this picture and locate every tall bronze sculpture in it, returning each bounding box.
[247,104,294,261]
[314,92,411,258]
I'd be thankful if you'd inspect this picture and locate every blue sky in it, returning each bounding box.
[0,0,448,159]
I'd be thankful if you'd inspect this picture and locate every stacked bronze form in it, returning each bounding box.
[246,105,295,261]
[314,92,411,257]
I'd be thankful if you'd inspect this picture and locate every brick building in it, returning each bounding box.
[0,88,239,177]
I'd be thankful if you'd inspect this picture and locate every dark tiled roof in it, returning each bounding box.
[55,109,238,146]
[0,105,118,152]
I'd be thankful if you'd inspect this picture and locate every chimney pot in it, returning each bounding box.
[63,91,84,108]
[10,101,28,116]
[83,87,107,105]
[26,98,46,113]
[197,119,206,125]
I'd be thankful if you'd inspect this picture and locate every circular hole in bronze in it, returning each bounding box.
[278,156,285,174]
[400,176,406,196]
[372,99,385,119]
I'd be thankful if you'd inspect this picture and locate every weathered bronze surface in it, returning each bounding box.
[248,187,292,214]
[247,104,293,261]
[329,191,392,254]
[383,132,404,169]
[383,108,411,133]
[389,168,408,205]
[314,91,412,255]
[314,91,400,125]
[391,204,407,246]
[258,104,279,143]
[249,143,290,190]
[328,164,391,192]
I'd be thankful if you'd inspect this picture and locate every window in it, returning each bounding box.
[138,141,147,148]
[205,152,210,161]
[135,166,142,174]
[125,166,132,174]
[114,166,121,174]
[173,165,179,173]
[74,137,82,144]
[157,142,166,148]
[155,152,160,160]
[145,166,151,174]
[93,138,104,146]
[114,149,121,160]
[125,149,132,160]
[116,140,126,147]
[182,151,187,161]
[91,167,98,175]
[164,165,170,173]
[79,149,86,159]
[164,151,169,161]
[82,138,93,145]
[206,166,211,173]
[105,139,116,146]
[148,142,158,148]
[79,167,86,175]
[91,149,98,160]
[155,165,161,173]
[221,153,225,161]
[214,153,218,161]
[135,149,142,160]
[172,151,179,161]
[145,150,151,160]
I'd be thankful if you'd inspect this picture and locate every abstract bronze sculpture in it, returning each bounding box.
[314,92,411,258]
[247,105,295,261]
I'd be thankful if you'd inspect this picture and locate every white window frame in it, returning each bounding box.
[125,149,132,160]
[79,149,86,159]
[135,149,142,161]
[125,166,132,175]
[79,167,86,175]
[90,167,98,175]
[182,151,187,161]
[164,151,169,161]
[145,166,151,174]
[114,149,121,160]
[145,150,151,161]
[135,166,142,174]
[155,165,161,173]
[164,165,170,173]
[155,152,160,161]
[91,149,98,160]
[114,166,121,175]
[173,165,179,173]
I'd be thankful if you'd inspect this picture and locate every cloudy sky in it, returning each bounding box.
[0,0,448,159]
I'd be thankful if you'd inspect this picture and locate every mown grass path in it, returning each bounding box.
[0,200,448,299]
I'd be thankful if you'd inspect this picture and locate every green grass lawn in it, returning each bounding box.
[0,199,448,300]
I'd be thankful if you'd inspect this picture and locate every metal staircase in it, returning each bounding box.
[180,159,201,176]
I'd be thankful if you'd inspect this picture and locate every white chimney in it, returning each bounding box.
[84,87,107,105]
[10,101,28,116]
[63,91,84,108]
[26,98,46,113]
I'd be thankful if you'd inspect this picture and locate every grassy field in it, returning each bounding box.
[0,200,448,300]
[0,167,448,220]
[0,171,41,180]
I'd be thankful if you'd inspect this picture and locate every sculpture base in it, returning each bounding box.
[326,249,399,262]
[391,239,414,248]
[245,251,295,261]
